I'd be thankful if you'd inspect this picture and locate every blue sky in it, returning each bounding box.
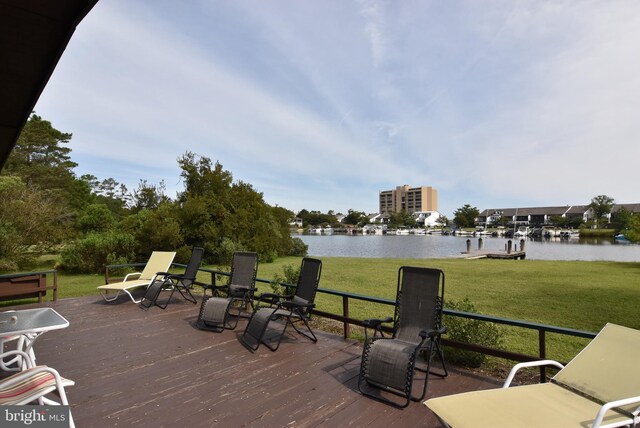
[35,1,640,217]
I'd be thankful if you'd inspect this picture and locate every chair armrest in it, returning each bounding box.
[0,350,35,369]
[363,317,393,341]
[363,317,393,328]
[280,300,314,310]
[257,292,291,303]
[593,396,640,428]
[123,272,142,281]
[503,360,566,388]
[419,326,447,339]
[164,273,185,281]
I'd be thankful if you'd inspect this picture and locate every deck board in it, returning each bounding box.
[3,295,502,427]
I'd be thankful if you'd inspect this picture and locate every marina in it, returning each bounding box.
[297,234,640,262]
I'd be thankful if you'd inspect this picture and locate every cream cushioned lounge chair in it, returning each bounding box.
[425,323,640,428]
[97,251,176,303]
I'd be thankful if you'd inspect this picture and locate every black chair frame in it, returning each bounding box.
[358,266,448,408]
[241,257,322,352]
[139,247,203,310]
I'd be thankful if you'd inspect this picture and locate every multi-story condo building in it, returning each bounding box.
[379,185,438,214]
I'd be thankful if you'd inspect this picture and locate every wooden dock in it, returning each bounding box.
[3,295,503,427]
[452,250,526,260]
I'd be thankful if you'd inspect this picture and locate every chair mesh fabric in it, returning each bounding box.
[360,266,445,406]
[245,308,274,341]
[395,267,441,344]
[228,252,257,295]
[366,339,416,391]
[201,297,232,325]
[182,247,204,287]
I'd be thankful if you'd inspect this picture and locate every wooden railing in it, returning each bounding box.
[0,270,58,303]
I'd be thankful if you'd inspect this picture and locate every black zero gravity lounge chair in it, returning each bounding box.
[139,247,203,309]
[196,251,258,331]
[358,266,448,408]
[240,257,322,352]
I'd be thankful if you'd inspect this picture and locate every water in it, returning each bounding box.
[297,234,640,262]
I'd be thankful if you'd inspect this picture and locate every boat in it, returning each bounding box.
[614,234,631,243]
[396,228,410,235]
[514,226,530,237]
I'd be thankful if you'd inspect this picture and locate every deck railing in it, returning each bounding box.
[194,266,596,380]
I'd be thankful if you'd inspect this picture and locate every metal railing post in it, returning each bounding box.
[343,296,350,339]
[539,329,546,382]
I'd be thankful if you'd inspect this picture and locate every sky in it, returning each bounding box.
[34,0,640,217]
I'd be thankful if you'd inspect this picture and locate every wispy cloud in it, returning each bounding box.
[35,1,640,215]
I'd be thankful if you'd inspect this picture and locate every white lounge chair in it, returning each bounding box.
[97,251,176,303]
[425,323,640,428]
[0,350,75,426]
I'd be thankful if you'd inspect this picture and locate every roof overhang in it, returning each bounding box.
[0,0,98,170]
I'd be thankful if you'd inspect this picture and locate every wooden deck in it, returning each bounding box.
[6,295,502,427]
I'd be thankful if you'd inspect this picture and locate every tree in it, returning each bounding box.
[625,215,640,242]
[453,204,479,228]
[176,152,294,263]
[3,114,76,193]
[77,204,116,233]
[388,210,416,228]
[611,207,633,232]
[436,215,449,227]
[344,209,367,226]
[131,179,170,211]
[0,176,67,271]
[588,195,615,228]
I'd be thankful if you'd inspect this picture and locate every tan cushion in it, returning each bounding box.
[425,383,631,428]
[553,323,640,414]
[138,251,176,281]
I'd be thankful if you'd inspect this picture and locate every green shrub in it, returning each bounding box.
[270,263,301,296]
[214,238,243,265]
[59,231,136,274]
[443,297,504,368]
[288,237,308,257]
[260,249,278,263]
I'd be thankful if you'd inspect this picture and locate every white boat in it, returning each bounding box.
[396,228,410,235]
[514,226,530,237]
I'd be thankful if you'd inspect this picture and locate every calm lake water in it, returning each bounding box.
[297,234,640,262]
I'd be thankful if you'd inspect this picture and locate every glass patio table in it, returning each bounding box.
[0,307,69,368]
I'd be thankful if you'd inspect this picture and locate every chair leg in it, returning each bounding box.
[288,315,317,343]
[412,339,447,403]
[155,286,176,309]
[262,316,289,352]
[174,284,197,304]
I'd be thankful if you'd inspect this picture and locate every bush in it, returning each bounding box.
[288,237,308,257]
[270,263,301,296]
[59,231,137,274]
[214,238,243,265]
[443,298,504,368]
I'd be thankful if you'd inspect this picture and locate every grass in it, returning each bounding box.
[5,256,639,365]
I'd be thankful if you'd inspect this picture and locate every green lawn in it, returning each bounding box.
[6,256,639,364]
